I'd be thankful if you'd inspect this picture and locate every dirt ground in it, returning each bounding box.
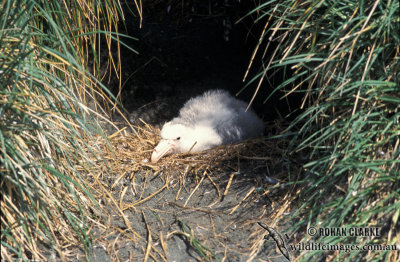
[74,116,304,262]
[86,146,302,262]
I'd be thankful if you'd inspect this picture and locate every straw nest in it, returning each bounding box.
[82,120,302,261]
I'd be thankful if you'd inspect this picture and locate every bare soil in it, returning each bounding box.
[87,154,300,262]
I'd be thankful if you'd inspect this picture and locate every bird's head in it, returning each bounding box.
[151,121,222,163]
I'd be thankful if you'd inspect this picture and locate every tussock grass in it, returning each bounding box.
[245,0,400,260]
[0,0,139,259]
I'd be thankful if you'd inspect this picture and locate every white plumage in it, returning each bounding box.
[151,89,264,162]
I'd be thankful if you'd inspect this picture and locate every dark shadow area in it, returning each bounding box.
[103,0,302,127]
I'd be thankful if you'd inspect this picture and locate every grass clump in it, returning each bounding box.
[0,0,136,260]
[246,0,399,261]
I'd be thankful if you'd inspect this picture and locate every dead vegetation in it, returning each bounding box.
[82,120,304,261]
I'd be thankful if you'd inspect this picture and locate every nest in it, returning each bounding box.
[83,120,302,261]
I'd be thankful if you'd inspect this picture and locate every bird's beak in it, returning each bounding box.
[151,140,176,163]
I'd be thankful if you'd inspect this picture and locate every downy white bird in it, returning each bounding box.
[151,89,264,163]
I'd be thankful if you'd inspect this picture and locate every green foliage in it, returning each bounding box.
[0,0,134,260]
[248,0,399,260]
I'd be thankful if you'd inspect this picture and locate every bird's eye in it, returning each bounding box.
[176,137,181,140]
